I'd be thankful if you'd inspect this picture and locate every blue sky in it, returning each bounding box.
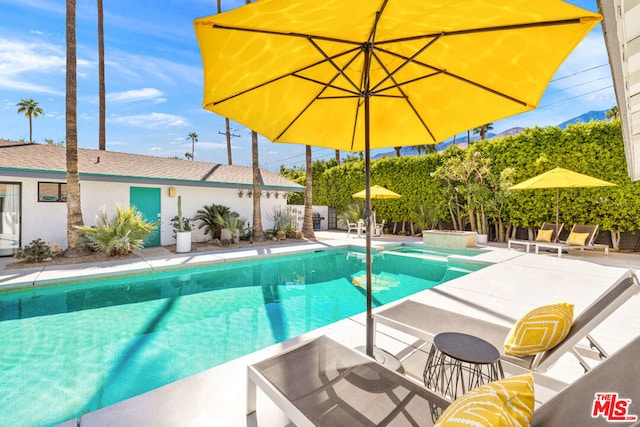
[0,0,616,171]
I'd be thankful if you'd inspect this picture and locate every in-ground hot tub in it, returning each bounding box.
[422,230,478,249]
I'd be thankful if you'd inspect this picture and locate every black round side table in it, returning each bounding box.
[423,332,504,400]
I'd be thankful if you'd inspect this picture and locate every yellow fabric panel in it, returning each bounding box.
[504,303,574,356]
[435,374,534,427]
[536,229,554,242]
[566,231,590,246]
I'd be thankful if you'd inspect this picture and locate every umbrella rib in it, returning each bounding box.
[370,49,437,141]
[373,46,529,107]
[213,45,362,106]
[374,18,584,45]
[370,33,443,93]
[306,37,362,94]
[211,23,362,46]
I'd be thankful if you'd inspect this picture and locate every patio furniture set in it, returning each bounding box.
[508,223,609,257]
[247,269,640,425]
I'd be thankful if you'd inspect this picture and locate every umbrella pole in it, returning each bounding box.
[556,188,560,231]
[365,108,374,358]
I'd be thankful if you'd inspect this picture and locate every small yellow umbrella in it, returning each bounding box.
[352,185,401,200]
[509,167,616,229]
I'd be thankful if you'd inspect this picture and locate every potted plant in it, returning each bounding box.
[175,195,192,253]
[214,212,245,243]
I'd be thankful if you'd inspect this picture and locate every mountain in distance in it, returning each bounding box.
[373,109,608,158]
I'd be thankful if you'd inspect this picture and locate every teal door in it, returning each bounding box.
[130,187,161,247]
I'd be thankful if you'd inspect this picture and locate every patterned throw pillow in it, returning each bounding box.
[566,231,590,246]
[503,302,574,356]
[535,229,553,242]
[435,374,534,427]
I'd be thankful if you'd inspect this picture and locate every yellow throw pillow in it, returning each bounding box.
[535,229,553,242]
[504,302,574,356]
[566,231,590,246]
[435,374,534,427]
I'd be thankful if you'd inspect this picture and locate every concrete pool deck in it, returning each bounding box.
[2,231,640,426]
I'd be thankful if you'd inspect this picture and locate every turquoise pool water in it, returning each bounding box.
[384,245,488,258]
[0,248,483,426]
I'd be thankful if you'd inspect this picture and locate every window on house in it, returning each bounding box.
[38,182,67,202]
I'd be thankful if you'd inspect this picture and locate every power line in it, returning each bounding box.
[550,63,609,82]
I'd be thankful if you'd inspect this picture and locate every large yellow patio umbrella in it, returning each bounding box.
[509,167,616,229]
[194,0,601,358]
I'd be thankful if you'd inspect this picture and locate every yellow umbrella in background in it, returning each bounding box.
[194,0,601,359]
[353,185,401,200]
[509,167,616,229]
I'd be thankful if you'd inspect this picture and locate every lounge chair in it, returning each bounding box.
[247,334,450,426]
[532,334,640,426]
[247,333,640,426]
[535,224,609,257]
[374,269,639,387]
[507,222,563,253]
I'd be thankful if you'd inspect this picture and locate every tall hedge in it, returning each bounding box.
[302,120,640,239]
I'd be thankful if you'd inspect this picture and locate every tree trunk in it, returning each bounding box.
[611,230,621,251]
[98,0,106,150]
[335,150,340,165]
[251,130,264,241]
[302,145,315,238]
[29,116,33,143]
[66,0,84,249]
[394,147,401,157]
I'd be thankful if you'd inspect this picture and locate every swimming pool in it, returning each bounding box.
[384,245,489,259]
[0,248,484,426]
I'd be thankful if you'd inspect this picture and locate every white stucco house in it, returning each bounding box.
[0,140,304,256]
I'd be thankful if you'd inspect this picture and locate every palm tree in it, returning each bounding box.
[606,106,620,121]
[184,152,193,160]
[302,145,315,238]
[65,0,85,250]
[472,123,494,141]
[97,0,106,150]
[187,132,198,161]
[335,149,341,166]
[415,144,436,155]
[394,146,402,157]
[16,99,44,143]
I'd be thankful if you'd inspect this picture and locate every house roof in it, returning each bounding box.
[0,140,304,191]
[599,0,640,181]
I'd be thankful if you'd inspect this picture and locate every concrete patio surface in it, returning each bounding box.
[2,231,639,426]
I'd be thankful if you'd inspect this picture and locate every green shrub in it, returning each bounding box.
[194,204,235,240]
[267,206,295,233]
[76,205,157,256]
[14,239,52,262]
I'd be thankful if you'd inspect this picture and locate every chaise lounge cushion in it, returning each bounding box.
[566,231,590,246]
[535,229,553,242]
[435,374,534,427]
[504,303,574,356]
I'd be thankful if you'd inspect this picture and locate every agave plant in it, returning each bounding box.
[76,205,157,256]
[267,206,295,233]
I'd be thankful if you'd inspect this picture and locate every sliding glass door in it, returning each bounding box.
[0,183,20,256]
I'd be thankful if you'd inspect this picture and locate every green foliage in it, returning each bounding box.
[15,238,52,262]
[194,204,233,240]
[411,204,438,231]
[301,120,636,239]
[76,205,157,256]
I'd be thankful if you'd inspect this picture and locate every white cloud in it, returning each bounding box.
[149,147,163,151]
[108,88,166,104]
[0,37,65,95]
[110,112,190,129]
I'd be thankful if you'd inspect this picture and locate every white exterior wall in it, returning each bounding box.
[288,205,329,230]
[12,176,292,250]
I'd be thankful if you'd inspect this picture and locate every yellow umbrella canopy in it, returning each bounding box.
[509,167,616,228]
[353,185,401,200]
[194,0,601,358]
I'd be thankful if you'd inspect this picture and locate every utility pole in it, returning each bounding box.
[218,119,240,165]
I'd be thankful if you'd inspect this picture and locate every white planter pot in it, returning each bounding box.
[176,231,192,253]
[476,233,488,244]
